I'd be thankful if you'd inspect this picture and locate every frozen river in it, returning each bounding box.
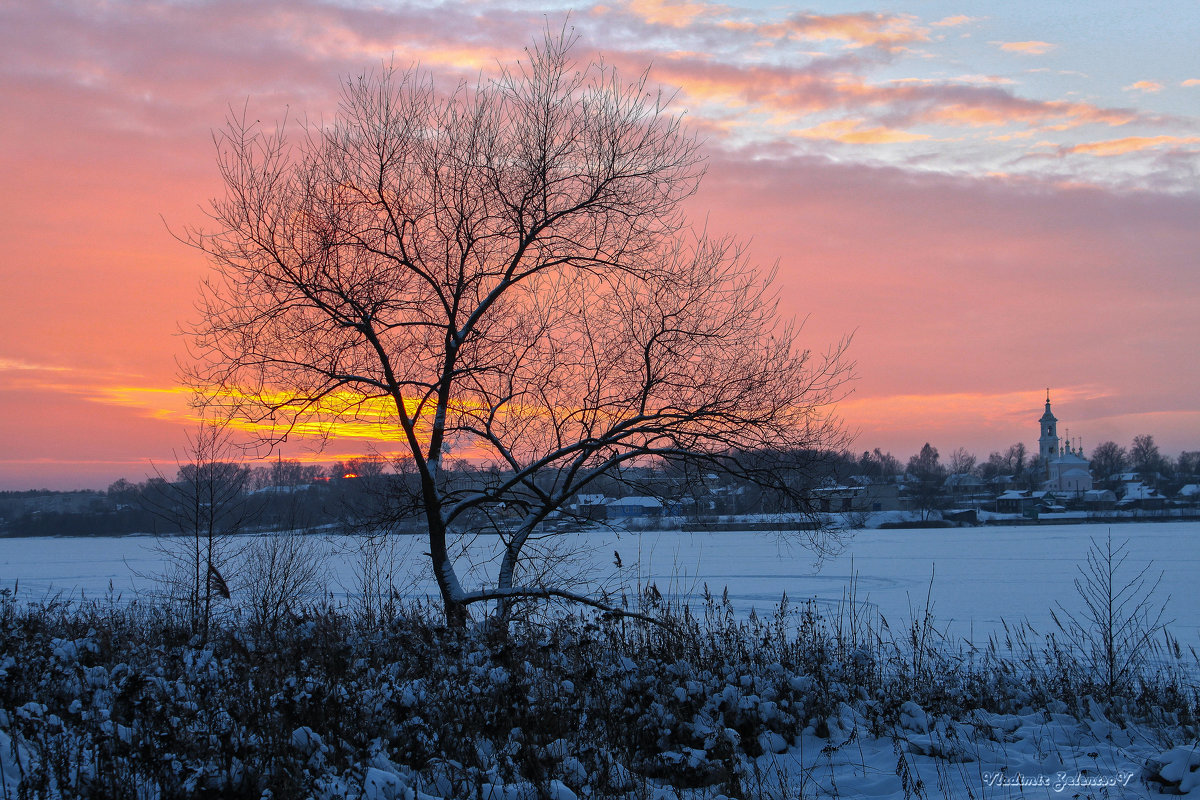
[2,521,1198,645]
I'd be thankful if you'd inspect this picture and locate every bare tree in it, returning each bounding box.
[185,31,851,624]
[1052,533,1171,698]
[1178,450,1200,480]
[1003,442,1028,486]
[1027,454,1044,487]
[906,443,947,520]
[1131,434,1164,480]
[1090,440,1128,485]
[856,448,900,482]
[947,446,975,476]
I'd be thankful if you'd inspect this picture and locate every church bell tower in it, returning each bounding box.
[1038,389,1059,466]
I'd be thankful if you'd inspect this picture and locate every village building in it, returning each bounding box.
[1038,391,1093,493]
[605,496,665,518]
[812,483,902,513]
[1047,446,1092,493]
[1038,392,1060,465]
[1116,481,1166,511]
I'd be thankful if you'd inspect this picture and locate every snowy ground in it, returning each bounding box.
[615,521,1200,645]
[3,521,1198,646]
[751,704,1181,799]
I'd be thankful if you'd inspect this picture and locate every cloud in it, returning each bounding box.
[915,92,1137,129]
[1184,79,1200,87]
[0,0,1164,191]
[839,388,1092,432]
[623,0,717,27]
[754,11,928,51]
[794,119,931,144]
[950,74,1016,86]
[647,54,1141,136]
[931,15,976,28]
[0,372,196,424]
[0,358,70,373]
[1060,135,1200,157]
[994,40,1056,55]
[1124,80,1164,93]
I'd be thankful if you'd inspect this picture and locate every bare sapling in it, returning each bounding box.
[142,419,255,640]
[1051,532,1172,698]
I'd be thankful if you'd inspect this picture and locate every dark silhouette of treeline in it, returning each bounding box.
[0,475,354,538]
[0,448,844,537]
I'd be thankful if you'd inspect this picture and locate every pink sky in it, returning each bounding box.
[1,0,1198,490]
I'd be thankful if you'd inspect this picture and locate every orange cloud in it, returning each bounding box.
[1183,79,1200,87]
[88,385,197,424]
[1124,80,1164,93]
[795,119,931,144]
[650,56,1140,136]
[0,358,70,373]
[886,74,1014,87]
[82,380,427,451]
[0,369,189,415]
[14,374,411,446]
[624,0,715,27]
[922,96,1135,129]
[759,12,928,50]
[1061,135,1200,156]
[994,40,1056,55]
[272,9,515,71]
[840,388,1096,433]
[931,15,975,28]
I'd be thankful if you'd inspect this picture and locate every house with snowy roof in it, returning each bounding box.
[1117,481,1166,511]
[571,493,608,520]
[1175,485,1200,511]
[812,483,901,513]
[995,489,1031,515]
[944,472,986,496]
[1082,488,1117,510]
[996,489,1069,516]
[569,494,670,520]
[605,496,665,518]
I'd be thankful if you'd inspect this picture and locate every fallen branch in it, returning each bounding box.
[461,585,671,627]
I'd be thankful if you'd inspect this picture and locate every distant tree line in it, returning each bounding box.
[1,444,846,538]
[2,433,1195,538]
[0,457,392,538]
[838,434,1198,493]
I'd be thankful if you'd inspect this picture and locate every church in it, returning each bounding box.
[1038,391,1093,493]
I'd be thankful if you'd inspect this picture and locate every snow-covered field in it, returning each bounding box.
[619,521,1200,644]
[3,521,1198,646]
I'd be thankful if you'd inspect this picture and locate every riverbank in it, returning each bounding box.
[679,508,1200,531]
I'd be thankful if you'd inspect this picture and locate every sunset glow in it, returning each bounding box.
[1,0,1198,489]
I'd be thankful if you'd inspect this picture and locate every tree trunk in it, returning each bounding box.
[427,517,468,627]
